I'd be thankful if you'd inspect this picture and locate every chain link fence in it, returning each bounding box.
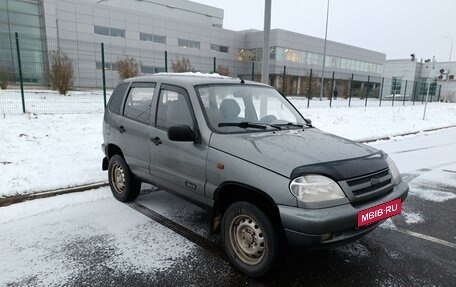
[0,32,442,115]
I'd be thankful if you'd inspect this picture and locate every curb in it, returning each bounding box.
[2,124,456,207]
[0,182,109,207]
[358,124,456,143]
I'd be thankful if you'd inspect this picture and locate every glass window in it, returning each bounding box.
[178,39,200,49]
[110,27,125,38]
[7,12,40,27]
[153,35,165,44]
[7,1,39,15]
[140,32,165,44]
[123,85,155,124]
[109,82,129,115]
[141,65,165,74]
[211,44,229,53]
[391,77,402,94]
[156,87,194,130]
[197,84,304,134]
[94,25,109,36]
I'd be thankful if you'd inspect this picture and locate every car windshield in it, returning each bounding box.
[196,84,306,133]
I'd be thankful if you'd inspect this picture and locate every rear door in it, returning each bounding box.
[149,84,207,201]
[117,82,156,179]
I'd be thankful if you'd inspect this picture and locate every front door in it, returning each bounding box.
[149,84,207,201]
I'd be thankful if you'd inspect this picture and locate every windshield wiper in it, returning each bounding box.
[275,122,304,128]
[218,122,267,130]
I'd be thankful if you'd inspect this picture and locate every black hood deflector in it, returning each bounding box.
[290,151,388,181]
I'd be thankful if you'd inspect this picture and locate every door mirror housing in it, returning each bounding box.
[168,125,196,142]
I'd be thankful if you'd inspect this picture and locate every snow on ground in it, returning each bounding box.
[1,89,456,198]
[0,186,195,286]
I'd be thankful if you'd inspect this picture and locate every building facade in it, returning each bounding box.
[1,0,387,94]
[383,59,456,102]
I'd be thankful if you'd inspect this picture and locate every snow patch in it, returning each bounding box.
[335,242,370,259]
[379,218,396,229]
[402,211,424,224]
[409,186,456,202]
[0,188,111,224]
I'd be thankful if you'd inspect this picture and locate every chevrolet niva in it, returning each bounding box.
[102,73,408,277]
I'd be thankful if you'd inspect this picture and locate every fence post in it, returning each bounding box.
[379,77,384,106]
[282,65,286,94]
[329,71,334,107]
[164,50,168,72]
[364,75,370,107]
[348,73,353,107]
[213,57,216,73]
[101,43,107,108]
[412,80,418,105]
[15,32,25,113]
[403,80,408,106]
[307,69,312,108]
[437,84,441,102]
[251,62,255,81]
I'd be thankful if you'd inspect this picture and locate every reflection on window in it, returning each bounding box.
[140,32,166,44]
[123,86,155,124]
[211,44,229,53]
[94,25,125,38]
[141,65,165,74]
[178,38,200,49]
[156,89,193,129]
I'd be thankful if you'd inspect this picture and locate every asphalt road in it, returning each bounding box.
[1,128,455,286]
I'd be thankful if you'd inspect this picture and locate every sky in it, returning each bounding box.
[192,0,456,62]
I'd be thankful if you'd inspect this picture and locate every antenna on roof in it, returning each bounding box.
[237,75,245,84]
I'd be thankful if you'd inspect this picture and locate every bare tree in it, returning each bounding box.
[171,57,192,72]
[48,50,74,95]
[0,69,12,90]
[216,65,229,76]
[116,55,139,79]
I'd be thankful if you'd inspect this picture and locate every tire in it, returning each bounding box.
[221,201,280,277]
[108,154,141,202]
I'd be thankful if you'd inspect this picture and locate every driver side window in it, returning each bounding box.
[156,86,194,130]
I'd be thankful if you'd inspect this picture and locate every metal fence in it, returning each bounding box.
[0,32,442,115]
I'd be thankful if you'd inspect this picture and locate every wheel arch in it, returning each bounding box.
[210,182,283,236]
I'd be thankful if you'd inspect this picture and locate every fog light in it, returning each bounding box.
[320,233,332,241]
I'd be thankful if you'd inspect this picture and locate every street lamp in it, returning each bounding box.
[319,0,330,101]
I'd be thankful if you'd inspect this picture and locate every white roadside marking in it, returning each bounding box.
[393,228,456,249]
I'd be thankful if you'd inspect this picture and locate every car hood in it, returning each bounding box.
[210,128,383,179]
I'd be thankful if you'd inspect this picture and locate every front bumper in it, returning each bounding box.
[279,180,409,247]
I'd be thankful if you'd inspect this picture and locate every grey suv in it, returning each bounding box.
[102,74,408,277]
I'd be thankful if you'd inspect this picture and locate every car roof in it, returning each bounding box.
[122,72,270,87]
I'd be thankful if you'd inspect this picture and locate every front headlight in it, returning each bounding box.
[289,175,346,203]
[386,156,401,183]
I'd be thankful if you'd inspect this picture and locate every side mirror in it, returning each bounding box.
[168,125,196,142]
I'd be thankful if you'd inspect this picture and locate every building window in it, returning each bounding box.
[94,25,125,38]
[210,44,229,53]
[391,77,402,94]
[237,48,262,61]
[140,33,166,44]
[178,39,200,49]
[96,61,117,71]
[141,65,165,74]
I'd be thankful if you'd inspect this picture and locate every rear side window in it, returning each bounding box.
[123,84,156,124]
[109,83,129,115]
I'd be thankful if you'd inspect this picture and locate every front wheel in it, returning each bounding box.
[108,155,141,202]
[222,201,280,277]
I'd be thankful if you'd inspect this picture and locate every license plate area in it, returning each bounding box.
[357,198,402,227]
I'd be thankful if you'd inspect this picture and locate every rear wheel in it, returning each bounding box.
[108,155,141,202]
[222,201,280,277]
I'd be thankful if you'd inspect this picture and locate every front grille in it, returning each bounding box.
[340,168,393,203]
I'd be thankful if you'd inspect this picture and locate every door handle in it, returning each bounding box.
[118,125,126,133]
[151,136,162,146]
